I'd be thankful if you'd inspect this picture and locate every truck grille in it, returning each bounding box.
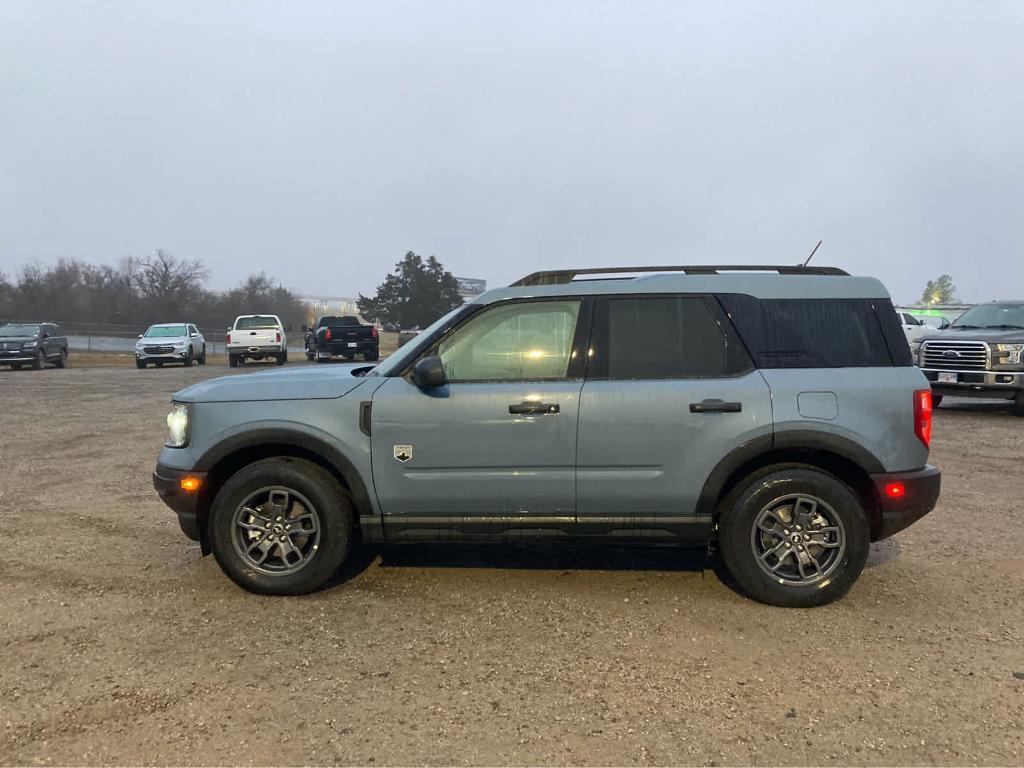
[143,345,175,354]
[922,340,989,371]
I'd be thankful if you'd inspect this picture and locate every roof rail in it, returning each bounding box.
[511,265,849,287]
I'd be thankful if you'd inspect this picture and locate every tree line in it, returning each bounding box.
[0,250,308,334]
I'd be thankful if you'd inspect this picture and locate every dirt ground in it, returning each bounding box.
[1,361,1022,766]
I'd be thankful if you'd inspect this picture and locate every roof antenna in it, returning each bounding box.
[803,240,822,266]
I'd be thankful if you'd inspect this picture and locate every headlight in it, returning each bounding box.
[22,340,38,348]
[166,403,190,447]
[910,340,925,366]
[174,341,188,348]
[994,343,1024,366]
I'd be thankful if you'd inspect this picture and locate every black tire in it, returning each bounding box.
[198,346,207,365]
[718,466,870,608]
[155,361,164,368]
[1012,393,1024,418]
[184,348,194,367]
[55,348,68,368]
[305,348,315,361]
[11,363,22,371]
[932,394,943,408]
[276,352,286,366]
[209,457,353,595]
[32,350,44,370]
[228,354,239,368]
[136,359,146,369]
[364,351,379,362]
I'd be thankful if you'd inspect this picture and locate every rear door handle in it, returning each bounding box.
[509,402,560,415]
[690,399,742,414]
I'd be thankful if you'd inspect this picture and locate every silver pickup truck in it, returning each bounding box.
[153,265,940,607]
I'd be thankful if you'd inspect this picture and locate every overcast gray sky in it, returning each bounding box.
[1,1,1022,304]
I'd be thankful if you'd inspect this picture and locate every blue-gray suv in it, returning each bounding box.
[153,265,941,607]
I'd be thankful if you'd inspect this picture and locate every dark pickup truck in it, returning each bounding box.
[303,315,379,362]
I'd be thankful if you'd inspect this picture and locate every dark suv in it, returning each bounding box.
[0,322,69,370]
[913,301,1024,415]
[154,265,940,607]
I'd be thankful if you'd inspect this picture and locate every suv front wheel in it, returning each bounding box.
[718,467,870,607]
[209,457,353,595]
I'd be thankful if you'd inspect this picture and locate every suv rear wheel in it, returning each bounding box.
[718,467,870,607]
[209,458,353,595]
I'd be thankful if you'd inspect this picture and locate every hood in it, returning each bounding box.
[0,336,37,344]
[920,327,1024,344]
[174,363,375,403]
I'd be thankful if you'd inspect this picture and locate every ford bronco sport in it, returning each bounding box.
[912,301,1024,416]
[153,265,941,607]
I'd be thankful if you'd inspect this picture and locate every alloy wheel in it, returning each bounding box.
[750,494,846,586]
[231,486,322,576]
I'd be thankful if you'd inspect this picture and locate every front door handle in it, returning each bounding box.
[509,402,560,415]
[690,399,742,414]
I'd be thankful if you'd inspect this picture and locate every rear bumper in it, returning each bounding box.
[319,341,378,356]
[870,464,941,540]
[227,345,282,355]
[153,464,206,541]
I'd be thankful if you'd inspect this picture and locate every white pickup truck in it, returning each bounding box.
[226,315,289,367]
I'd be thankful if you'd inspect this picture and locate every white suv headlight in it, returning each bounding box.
[166,403,190,447]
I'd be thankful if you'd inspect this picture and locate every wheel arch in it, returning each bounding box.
[698,432,884,539]
[193,428,373,552]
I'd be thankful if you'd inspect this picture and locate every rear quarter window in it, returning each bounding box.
[717,295,911,368]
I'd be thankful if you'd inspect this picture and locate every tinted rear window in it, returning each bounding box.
[591,296,751,379]
[718,295,911,368]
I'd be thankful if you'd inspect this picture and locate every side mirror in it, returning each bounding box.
[939,318,951,329]
[412,356,447,389]
[137,333,143,339]
[190,332,198,337]
[42,333,49,339]
[301,324,308,333]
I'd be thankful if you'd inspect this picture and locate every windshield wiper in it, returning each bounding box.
[982,324,1024,330]
[951,324,981,329]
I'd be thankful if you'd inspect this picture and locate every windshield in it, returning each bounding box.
[373,304,473,376]
[235,316,279,330]
[145,325,187,338]
[952,304,1024,329]
[0,323,40,337]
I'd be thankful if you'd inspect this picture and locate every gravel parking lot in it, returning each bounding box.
[1,362,1022,766]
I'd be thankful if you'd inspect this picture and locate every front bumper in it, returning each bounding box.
[0,353,36,364]
[137,351,190,361]
[870,464,941,540]
[153,464,207,541]
[921,368,1023,398]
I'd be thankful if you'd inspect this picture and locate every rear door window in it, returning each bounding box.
[589,296,751,380]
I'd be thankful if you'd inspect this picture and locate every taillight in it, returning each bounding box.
[371,326,378,340]
[914,389,933,447]
[276,331,281,343]
[226,332,231,344]
[325,328,332,341]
